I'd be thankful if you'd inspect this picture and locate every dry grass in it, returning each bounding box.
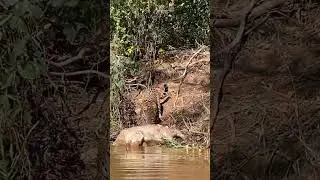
[211,0,320,179]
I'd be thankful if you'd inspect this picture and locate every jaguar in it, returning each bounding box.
[134,84,170,125]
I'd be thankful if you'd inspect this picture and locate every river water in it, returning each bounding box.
[110,146,210,180]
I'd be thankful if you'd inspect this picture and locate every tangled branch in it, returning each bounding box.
[49,70,109,79]
[209,0,257,147]
[47,48,91,67]
[212,0,289,28]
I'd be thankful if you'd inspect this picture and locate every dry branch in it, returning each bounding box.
[173,46,206,108]
[48,48,91,67]
[75,90,101,115]
[213,0,288,28]
[209,0,256,148]
[49,70,109,79]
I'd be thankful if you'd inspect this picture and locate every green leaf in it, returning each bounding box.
[23,111,32,124]
[13,1,28,17]
[0,95,10,110]
[29,4,44,19]
[75,23,86,32]
[50,0,66,7]
[64,0,80,7]
[7,0,18,6]
[17,61,41,80]
[33,51,46,74]
[9,144,14,160]
[0,14,13,26]
[10,107,22,119]
[63,24,77,43]
[12,38,27,57]
[0,71,15,90]
[0,159,9,171]
[9,15,27,33]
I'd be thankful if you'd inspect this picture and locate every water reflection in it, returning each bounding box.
[111,146,209,180]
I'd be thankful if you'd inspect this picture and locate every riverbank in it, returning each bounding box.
[111,47,210,148]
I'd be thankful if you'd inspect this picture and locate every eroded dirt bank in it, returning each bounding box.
[112,48,210,147]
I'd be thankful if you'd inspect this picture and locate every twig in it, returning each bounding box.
[245,13,271,35]
[49,70,109,79]
[173,47,206,81]
[286,66,320,166]
[57,54,72,62]
[126,83,148,89]
[265,148,279,176]
[125,77,138,83]
[173,46,205,108]
[75,90,102,115]
[189,130,207,135]
[287,67,301,136]
[50,80,86,85]
[188,59,210,67]
[182,117,190,130]
[47,48,91,67]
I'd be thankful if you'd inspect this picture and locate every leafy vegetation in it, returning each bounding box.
[111,0,209,59]
[110,51,136,132]
[1,0,107,179]
[110,0,209,131]
[1,0,209,178]
[162,139,185,149]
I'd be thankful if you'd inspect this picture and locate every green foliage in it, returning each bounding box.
[0,0,104,178]
[111,0,209,60]
[110,50,137,131]
[110,0,209,131]
[163,139,185,149]
[45,0,102,44]
[1,2,46,177]
[0,139,18,180]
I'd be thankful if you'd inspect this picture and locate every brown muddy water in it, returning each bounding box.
[110,146,210,180]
